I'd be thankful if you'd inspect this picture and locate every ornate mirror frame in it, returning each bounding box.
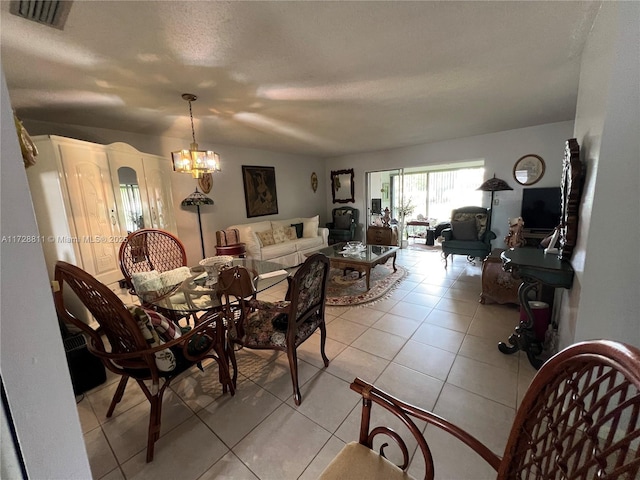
[331,168,355,203]
[513,154,546,186]
[559,138,583,260]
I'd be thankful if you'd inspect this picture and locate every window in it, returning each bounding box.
[120,184,144,233]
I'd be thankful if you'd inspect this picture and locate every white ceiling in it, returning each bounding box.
[1,1,600,157]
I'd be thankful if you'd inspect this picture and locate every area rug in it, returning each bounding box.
[325,263,407,307]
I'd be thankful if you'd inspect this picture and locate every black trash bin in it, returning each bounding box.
[63,333,106,395]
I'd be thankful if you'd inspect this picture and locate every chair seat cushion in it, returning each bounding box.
[318,442,414,480]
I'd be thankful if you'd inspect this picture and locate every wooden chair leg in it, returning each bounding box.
[319,322,330,367]
[287,348,302,406]
[107,376,129,417]
[146,392,163,463]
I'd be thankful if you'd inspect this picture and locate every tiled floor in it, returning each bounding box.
[77,246,537,480]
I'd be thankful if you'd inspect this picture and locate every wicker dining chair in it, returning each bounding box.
[54,261,234,463]
[118,228,188,293]
[319,340,640,479]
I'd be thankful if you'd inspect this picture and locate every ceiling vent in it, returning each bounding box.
[9,1,73,30]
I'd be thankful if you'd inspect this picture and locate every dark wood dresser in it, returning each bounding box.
[366,226,398,246]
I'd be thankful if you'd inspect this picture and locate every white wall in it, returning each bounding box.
[324,121,574,243]
[0,71,91,478]
[21,120,327,265]
[561,1,640,348]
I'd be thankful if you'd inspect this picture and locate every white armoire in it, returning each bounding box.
[26,135,177,319]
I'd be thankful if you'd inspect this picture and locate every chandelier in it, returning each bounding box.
[171,93,221,178]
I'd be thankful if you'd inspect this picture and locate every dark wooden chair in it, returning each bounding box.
[319,340,640,479]
[118,228,188,293]
[219,253,330,405]
[54,261,234,463]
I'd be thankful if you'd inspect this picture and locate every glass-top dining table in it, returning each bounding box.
[136,258,290,316]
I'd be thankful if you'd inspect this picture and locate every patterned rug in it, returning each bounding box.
[325,263,407,307]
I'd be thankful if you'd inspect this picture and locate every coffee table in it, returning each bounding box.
[311,243,399,291]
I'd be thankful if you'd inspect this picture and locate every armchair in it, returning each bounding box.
[441,206,496,267]
[326,206,359,244]
[319,340,640,479]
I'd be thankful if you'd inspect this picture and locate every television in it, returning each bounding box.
[520,187,561,232]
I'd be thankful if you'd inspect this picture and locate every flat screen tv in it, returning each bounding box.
[521,187,561,231]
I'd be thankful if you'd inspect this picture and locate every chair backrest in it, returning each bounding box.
[287,254,330,325]
[119,229,187,288]
[500,340,640,478]
[449,206,492,242]
[331,207,359,230]
[54,261,151,371]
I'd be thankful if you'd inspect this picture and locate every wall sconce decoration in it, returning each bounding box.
[311,172,318,192]
[171,93,221,179]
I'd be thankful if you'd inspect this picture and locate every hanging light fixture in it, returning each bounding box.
[171,93,221,178]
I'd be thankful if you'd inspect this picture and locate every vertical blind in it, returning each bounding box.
[119,184,144,233]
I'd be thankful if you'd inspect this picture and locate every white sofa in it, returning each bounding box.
[228,216,328,268]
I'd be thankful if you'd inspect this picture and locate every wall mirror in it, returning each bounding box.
[513,154,545,186]
[559,139,583,260]
[118,166,145,233]
[331,168,355,203]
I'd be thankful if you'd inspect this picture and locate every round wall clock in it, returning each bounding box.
[513,154,545,186]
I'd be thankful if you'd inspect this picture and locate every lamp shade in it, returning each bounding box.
[181,188,214,206]
[477,174,513,192]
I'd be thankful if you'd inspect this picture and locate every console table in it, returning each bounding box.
[498,248,574,369]
[366,225,398,246]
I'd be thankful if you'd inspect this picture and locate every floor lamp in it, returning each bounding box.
[181,188,214,259]
[477,174,513,231]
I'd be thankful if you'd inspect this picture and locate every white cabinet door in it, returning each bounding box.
[59,142,124,285]
[143,155,177,233]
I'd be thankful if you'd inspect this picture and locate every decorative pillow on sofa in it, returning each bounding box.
[272,225,287,244]
[291,223,303,238]
[302,215,319,238]
[334,214,352,230]
[256,229,276,246]
[285,226,298,241]
[451,219,478,241]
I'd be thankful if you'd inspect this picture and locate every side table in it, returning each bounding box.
[479,249,520,305]
[215,243,246,258]
[498,248,574,369]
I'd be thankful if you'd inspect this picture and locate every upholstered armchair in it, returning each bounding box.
[326,206,359,244]
[441,206,496,267]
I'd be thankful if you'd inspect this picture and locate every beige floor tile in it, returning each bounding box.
[351,328,407,360]
[434,297,479,317]
[325,317,369,344]
[387,301,432,321]
[410,282,449,296]
[87,378,147,424]
[442,285,482,303]
[447,355,518,408]
[198,378,281,447]
[170,365,227,412]
[458,334,520,373]
[394,341,456,380]
[77,397,100,433]
[339,306,385,326]
[84,427,118,479]
[299,436,346,480]
[402,290,442,308]
[467,312,520,343]
[199,451,259,479]
[289,371,360,432]
[375,362,444,411]
[296,334,348,368]
[326,346,390,384]
[434,384,515,455]
[367,297,399,312]
[372,313,422,338]
[233,403,331,479]
[120,417,229,480]
[423,309,473,333]
[411,322,465,353]
[250,355,320,401]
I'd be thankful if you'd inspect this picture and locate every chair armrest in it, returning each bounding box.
[326,222,335,229]
[441,228,453,241]
[484,230,497,243]
[348,378,501,477]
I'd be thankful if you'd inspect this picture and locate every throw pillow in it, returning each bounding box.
[256,229,275,246]
[291,223,304,238]
[475,213,488,240]
[302,215,319,238]
[285,226,298,241]
[129,306,180,372]
[451,219,478,241]
[272,225,287,244]
[334,214,352,230]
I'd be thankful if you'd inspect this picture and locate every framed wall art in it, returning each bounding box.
[242,165,279,218]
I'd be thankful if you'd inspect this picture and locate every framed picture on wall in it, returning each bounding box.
[242,165,279,218]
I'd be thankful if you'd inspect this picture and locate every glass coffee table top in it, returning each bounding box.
[314,242,399,265]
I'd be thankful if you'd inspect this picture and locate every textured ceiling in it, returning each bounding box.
[1,1,600,157]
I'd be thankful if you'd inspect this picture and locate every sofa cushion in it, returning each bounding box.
[285,226,298,241]
[272,225,287,244]
[295,236,324,251]
[256,229,275,246]
[451,219,478,241]
[261,241,297,260]
[291,223,303,238]
[302,215,319,238]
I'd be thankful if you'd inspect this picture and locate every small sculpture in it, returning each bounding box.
[381,207,391,227]
[504,217,526,248]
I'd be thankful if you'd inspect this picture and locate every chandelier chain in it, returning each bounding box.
[188,100,196,145]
